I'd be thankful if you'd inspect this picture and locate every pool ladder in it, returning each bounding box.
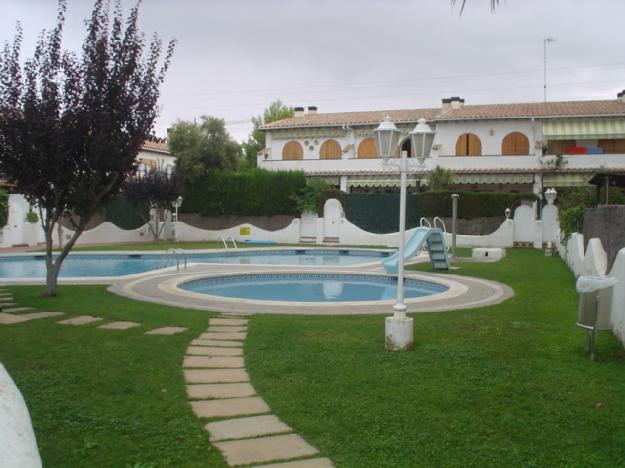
[220,236,238,249]
[163,248,187,270]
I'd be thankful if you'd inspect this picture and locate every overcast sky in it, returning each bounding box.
[2,0,625,141]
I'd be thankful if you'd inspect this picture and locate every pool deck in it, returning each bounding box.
[109,258,514,315]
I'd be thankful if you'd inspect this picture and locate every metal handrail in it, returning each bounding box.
[164,248,187,270]
[220,236,229,248]
[228,236,238,249]
[419,217,432,228]
[433,216,447,233]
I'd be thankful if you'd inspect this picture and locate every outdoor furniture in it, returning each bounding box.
[575,276,618,360]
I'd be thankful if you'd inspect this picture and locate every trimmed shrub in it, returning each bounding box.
[182,169,307,217]
[0,189,8,227]
[420,191,538,219]
[560,205,585,241]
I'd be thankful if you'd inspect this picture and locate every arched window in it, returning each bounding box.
[394,138,413,157]
[320,139,342,159]
[501,132,529,155]
[455,133,482,156]
[357,137,378,159]
[282,141,303,160]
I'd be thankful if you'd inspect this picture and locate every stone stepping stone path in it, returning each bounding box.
[184,315,333,467]
[146,326,188,335]
[0,311,64,325]
[58,315,103,326]
[2,306,34,313]
[98,321,141,330]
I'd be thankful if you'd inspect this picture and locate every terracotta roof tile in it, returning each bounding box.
[260,99,625,130]
[141,140,170,153]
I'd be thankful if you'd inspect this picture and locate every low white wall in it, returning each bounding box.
[561,233,625,347]
[174,219,301,244]
[59,222,150,247]
[0,363,42,468]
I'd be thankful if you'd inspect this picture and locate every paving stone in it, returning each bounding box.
[145,326,187,335]
[2,307,34,313]
[0,312,64,324]
[98,321,141,330]
[191,339,243,348]
[215,434,319,466]
[206,325,248,333]
[210,318,249,326]
[199,331,246,341]
[190,396,270,418]
[0,303,18,308]
[186,346,243,356]
[184,368,249,384]
[58,315,102,326]
[253,458,335,468]
[206,414,292,442]
[186,383,256,399]
[183,356,245,368]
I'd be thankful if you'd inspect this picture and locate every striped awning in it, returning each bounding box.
[348,176,419,187]
[542,173,592,187]
[453,173,534,184]
[543,119,625,140]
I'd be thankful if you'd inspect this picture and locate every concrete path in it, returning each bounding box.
[185,315,333,467]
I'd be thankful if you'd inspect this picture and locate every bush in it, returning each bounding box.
[0,189,7,227]
[420,191,538,219]
[26,210,39,223]
[182,169,306,216]
[560,205,585,241]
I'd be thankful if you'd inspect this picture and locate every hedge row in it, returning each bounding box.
[420,191,538,219]
[182,169,306,216]
[0,189,7,227]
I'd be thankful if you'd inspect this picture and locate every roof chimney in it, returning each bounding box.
[618,90,625,103]
[441,98,452,113]
[307,106,317,115]
[294,106,305,117]
[450,96,465,109]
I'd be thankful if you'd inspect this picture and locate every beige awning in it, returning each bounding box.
[348,176,419,187]
[543,119,625,140]
[453,173,534,184]
[542,173,592,187]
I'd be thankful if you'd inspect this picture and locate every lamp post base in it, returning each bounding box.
[385,315,414,351]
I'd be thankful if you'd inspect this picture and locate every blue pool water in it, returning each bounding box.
[179,273,448,302]
[0,250,388,278]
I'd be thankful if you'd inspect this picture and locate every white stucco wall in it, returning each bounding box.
[0,363,42,468]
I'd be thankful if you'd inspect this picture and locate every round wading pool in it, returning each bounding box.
[178,273,449,303]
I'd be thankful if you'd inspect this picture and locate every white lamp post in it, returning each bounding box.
[174,195,183,223]
[544,187,557,205]
[373,117,435,351]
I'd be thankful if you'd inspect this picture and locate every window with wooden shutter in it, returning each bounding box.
[501,132,529,155]
[320,139,342,159]
[598,138,625,154]
[357,137,378,159]
[455,133,482,156]
[282,141,303,160]
[546,139,575,155]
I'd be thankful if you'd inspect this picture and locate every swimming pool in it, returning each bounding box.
[0,250,388,279]
[178,273,449,302]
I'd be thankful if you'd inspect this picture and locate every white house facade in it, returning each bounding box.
[137,139,175,173]
[258,95,625,196]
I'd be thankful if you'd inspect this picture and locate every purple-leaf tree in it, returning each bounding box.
[0,0,175,296]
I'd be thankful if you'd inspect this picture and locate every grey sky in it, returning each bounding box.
[2,0,625,142]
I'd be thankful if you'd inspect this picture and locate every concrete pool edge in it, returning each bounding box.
[108,264,514,315]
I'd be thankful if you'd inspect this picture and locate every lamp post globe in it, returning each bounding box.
[410,118,436,167]
[373,116,402,161]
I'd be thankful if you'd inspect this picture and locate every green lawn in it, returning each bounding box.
[0,286,227,468]
[3,250,623,467]
[244,250,625,467]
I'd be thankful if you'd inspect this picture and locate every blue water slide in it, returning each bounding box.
[382,227,449,274]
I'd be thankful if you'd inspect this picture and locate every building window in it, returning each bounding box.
[501,132,529,155]
[320,139,342,159]
[598,139,625,154]
[357,137,378,159]
[455,133,482,156]
[546,139,575,155]
[282,141,303,160]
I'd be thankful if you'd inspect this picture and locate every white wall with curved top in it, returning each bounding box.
[0,363,42,468]
[173,219,301,244]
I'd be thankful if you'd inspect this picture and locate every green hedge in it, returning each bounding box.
[182,169,306,217]
[105,197,149,230]
[346,193,423,234]
[0,189,7,227]
[420,191,538,219]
